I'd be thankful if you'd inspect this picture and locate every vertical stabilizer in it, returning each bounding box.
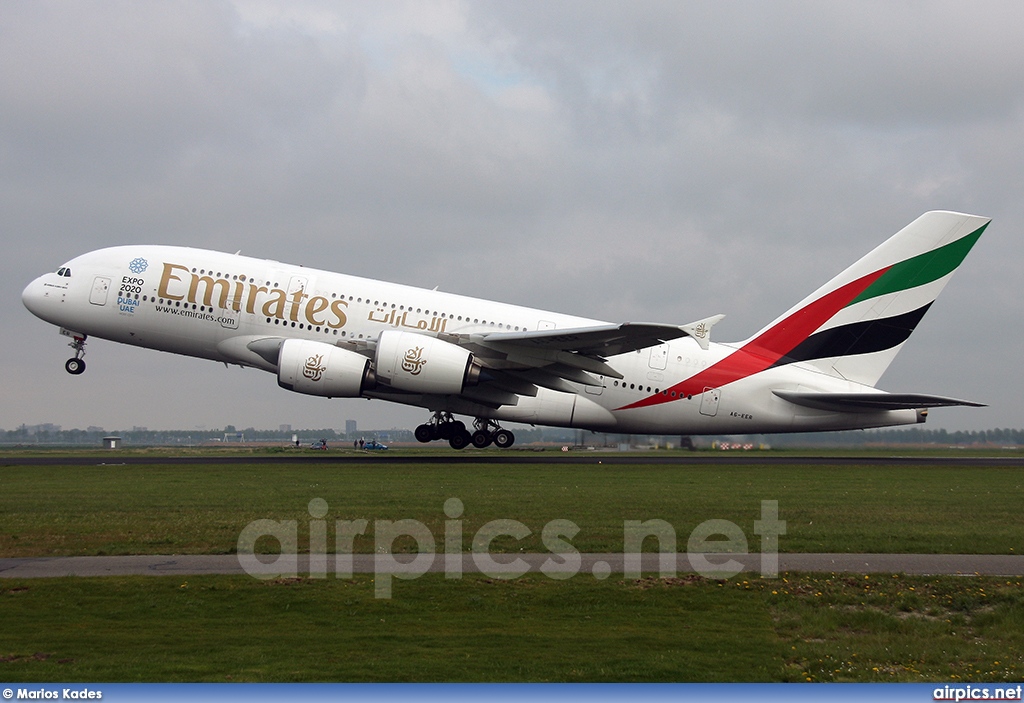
[742,211,988,386]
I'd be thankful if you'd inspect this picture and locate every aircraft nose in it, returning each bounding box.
[22,275,52,319]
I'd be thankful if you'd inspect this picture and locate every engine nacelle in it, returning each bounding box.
[277,338,373,398]
[375,330,479,395]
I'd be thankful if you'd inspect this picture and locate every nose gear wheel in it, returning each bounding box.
[65,334,88,375]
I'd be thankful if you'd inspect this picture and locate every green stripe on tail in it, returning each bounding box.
[848,222,988,307]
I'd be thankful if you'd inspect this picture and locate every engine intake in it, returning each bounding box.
[277,338,374,398]
[375,330,480,395]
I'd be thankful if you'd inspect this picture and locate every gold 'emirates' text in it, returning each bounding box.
[158,263,348,328]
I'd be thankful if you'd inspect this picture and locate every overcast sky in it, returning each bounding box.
[3,1,1022,434]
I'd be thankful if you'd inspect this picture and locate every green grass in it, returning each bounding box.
[1,453,1022,683]
[770,573,1024,682]
[1,573,1021,682]
[1,460,1021,557]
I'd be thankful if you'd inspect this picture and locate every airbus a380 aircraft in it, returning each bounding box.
[22,211,987,449]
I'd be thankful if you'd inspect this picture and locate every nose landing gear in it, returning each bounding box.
[65,334,87,375]
[414,413,516,449]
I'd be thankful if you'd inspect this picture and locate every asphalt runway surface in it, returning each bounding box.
[3,552,1024,578]
[3,451,1021,579]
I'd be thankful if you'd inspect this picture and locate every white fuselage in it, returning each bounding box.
[22,245,921,435]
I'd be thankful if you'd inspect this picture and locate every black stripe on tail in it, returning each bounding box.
[771,303,932,368]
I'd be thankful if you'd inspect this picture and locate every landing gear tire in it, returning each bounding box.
[65,334,87,375]
[471,430,493,448]
[448,430,471,450]
[417,413,500,449]
[493,429,515,448]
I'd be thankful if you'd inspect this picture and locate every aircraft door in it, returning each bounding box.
[648,344,668,370]
[220,302,239,329]
[287,275,309,301]
[281,274,312,327]
[89,276,111,305]
[699,387,721,417]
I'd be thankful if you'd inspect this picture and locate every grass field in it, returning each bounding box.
[0,456,1021,556]
[1,451,1022,682]
[1,574,1022,682]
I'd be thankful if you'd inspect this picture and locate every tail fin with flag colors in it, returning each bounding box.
[742,210,989,387]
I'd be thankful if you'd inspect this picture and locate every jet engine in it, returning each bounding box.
[374,330,480,395]
[277,338,374,398]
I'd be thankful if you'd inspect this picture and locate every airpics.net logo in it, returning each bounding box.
[236,499,786,598]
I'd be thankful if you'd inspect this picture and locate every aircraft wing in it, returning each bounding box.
[773,390,986,413]
[222,315,726,410]
[458,315,725,394]
[472,316,724,357]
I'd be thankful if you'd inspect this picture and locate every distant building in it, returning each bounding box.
[346,420,357,436]
[102,436,122,449]
[279,424,292,434]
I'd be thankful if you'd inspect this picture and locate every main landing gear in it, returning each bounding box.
[65,334,87,375]
[414,412,516,450]
[469,418,515,449]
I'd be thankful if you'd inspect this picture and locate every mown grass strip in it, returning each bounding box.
[1,461,1021,557]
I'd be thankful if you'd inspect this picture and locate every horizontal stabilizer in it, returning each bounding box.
[773,390,986,413]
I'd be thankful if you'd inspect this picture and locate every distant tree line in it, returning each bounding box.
[750,427,1024,448]
[0,425,415,446]
[1,424,1020,448]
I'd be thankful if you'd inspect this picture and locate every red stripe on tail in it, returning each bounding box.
[617,267,889,411]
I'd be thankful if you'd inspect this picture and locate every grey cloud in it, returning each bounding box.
[2,1,1020,433]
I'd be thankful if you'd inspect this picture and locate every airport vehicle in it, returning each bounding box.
[363,440,388,450]
[22,211,987,448]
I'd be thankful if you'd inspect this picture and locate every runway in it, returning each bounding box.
[4,452,1024,467]
[3,552,1023,578]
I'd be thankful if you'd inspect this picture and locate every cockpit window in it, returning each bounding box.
[56,267,71,277]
